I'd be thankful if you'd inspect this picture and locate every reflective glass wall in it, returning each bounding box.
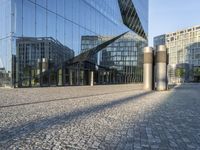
[132,0,149,35]
[0,0,12,86]
[0,0,148,87]
[81,34,147,83]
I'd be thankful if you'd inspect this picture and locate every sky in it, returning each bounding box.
[149,0,200,46]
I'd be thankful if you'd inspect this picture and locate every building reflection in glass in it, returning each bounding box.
[15,37,74,87]
[81,33,147,84]
[0,0,148,87]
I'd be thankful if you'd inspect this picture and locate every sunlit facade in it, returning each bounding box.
[154,25,200,83]
[0,0,148,87]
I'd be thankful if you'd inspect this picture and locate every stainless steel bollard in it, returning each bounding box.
[143,47,154,90]
[156,45,167,91]
[69,70,73,86]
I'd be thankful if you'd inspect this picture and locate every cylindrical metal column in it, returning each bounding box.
[90,71,94,86]
[156,45,167,91]
[80,70,84,85]
[37,58,43,86]
[143,47,154,90]
[37,59,41,75]
[42,58,48,72]
[69,70,73,86]
[62,67,66,86]
[106,72,109,84]
[58,69,62,86]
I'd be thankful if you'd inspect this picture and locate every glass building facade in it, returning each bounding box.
[0,0,148,87]
[81,34,146,83]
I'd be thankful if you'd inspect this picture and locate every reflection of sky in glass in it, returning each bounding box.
[12,0,130,54]
[0,0,11,70]
[0,0,148,74]
[0,57,3,68]
[132,0,149,35]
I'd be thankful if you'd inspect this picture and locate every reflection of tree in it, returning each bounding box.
[175,68,185,78]
[193,67,200,82]
[21,65,32,86]
[193,67,200,76]
[23,65,31,77]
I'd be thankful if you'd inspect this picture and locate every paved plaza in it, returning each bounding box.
[0,83,200,149]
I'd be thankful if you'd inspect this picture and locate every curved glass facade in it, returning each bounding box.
[0,0,148,87]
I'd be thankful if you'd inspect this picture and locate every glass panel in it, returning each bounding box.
[13,0,23,37]
[36,0,46,7]
[64,20,73,49]
[36,5,46,37]
[0,0,12,86]
[47,11,56,39]
[57,16,64,44]
[23,0,35,37]
[0,0,11,38]
[0,38,12,86]
[57,0,64,17]
[47,0,56,12]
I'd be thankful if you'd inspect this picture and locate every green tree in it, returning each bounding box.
[175,68,185,78]
[193,67,200,76]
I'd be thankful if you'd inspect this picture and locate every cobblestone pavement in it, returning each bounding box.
[0,83,200,149]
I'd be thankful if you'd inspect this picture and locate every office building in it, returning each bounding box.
[0,0,148,87]
[154,25,200,83]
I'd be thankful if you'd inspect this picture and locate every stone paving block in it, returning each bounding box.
[0,84,200,149]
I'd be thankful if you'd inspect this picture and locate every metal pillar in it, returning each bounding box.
[58,69,62,86]
[29,66,32,87]
[41,58,49,86]
[80,70,84,85]
[62,67,66,86]
[106,72,109,84]
[143,47,154,90]
[156,45,167,91]
[37,58,42,86]
[69,70,73,86]
[89,71,94,86]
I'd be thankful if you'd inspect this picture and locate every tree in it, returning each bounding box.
[175,68,185,78]
[193,67,200,76]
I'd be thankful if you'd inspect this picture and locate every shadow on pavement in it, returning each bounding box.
[0,91,152,145]
[0,89,138,109]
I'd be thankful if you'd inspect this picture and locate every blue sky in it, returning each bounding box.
[149,0,200,46]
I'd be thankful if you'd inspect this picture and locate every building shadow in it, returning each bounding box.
[1,84,197,149]
[0,91,152,145]
[0,89,139,109]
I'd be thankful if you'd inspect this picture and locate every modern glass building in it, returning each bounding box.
[154,25,200,83]
[0,0,148,87]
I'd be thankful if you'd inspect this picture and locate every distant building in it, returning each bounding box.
[81,34,147,83]
[154,25,200,83]
[16,37,74,87]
